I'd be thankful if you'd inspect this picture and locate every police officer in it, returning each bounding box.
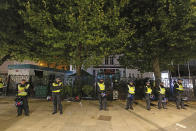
[157,82,167,109]
[175,79,185,109]
[97,78,107,110]
[16,79,30,116]
[144,81,152,110]
[125,81,135,110]
[51,77,63,114]
[0,78,5,95]
[113,79,119,100]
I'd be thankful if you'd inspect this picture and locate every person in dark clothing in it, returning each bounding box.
[16,79,30,116]
[113,79,119,100]
[144,81,152,110]
[51,77,63,115]
[174,79,185,109]
[157,82,167,109]
[125,81,135,110]
[97,78,107,110]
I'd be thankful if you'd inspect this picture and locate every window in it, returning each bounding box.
[105,57,109,65]
[129,73,131,78]
[132,74,135,78]
[93,70,96,76]
[110,57,114,65]
[137,74,140,78]
[123,70,126,77]
[140,74,143,78]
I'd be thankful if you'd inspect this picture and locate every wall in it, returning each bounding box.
[8,69,31,75]
[0,60,37,74]
[0,61,14,74]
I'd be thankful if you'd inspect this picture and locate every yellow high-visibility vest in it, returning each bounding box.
[176,84,184,91]
[159,87,166,95]
[146,86,152,94]
[52,82,63,93]
[98,83,105,91]
[18,84,30,96]
[128,85,135,94]
[0,82,3,88]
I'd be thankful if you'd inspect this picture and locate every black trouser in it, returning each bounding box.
[17,96,29,116]
[98,94,107,110]
[126,94,134,109]
[145,94,151,110]
[176,92,184,109]
[158,94,166,109]
[52,92,62,113]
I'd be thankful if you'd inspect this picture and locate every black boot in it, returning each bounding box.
[52,112,57,115]
[25,113,29,116]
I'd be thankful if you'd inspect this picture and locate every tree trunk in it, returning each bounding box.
[152,57,161,87]
[76,65,82,77]
[76,65,82,97]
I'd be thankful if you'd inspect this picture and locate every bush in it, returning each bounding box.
[62,85,72,98]
[82,85,93,97]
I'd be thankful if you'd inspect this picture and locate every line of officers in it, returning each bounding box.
[97,78,186,111]
[15,77,63,116]
[15,77,186,116]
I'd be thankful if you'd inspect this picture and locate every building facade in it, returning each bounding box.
[85,55,154,79]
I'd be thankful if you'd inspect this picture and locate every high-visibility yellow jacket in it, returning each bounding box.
[17,84,30,96]
[128,85,135,94]
[0,82,4,89]
[52,82,63,93]
[98,82,105,91]
[145,86,152,94]
[176,83,184,91]
[159,86,166,95]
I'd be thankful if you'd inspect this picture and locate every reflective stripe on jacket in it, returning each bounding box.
[176,84,184,91]
[52,82,63,93]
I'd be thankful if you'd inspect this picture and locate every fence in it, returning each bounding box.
[1,74,196,100]
[2,75,51,97]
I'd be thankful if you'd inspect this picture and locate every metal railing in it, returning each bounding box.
[1,74,196,100]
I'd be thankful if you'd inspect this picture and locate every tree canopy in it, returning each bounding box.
[0,0,29,65]
[18,0,129,75]
[118,0,195,85]
[0,0,195,84]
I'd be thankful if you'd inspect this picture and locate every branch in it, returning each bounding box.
[0,54,11,66]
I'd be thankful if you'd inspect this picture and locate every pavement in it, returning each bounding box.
[0,97,196,131]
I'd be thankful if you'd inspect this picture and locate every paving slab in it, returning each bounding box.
[0,97,196,131]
